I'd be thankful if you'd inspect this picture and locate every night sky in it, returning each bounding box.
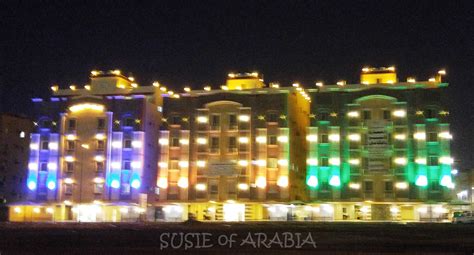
[1,1,473,168]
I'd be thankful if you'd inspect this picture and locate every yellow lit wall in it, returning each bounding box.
[360,72,398,84]
[226,77,264,90]
[287,89,310,201]
[90,76,132,90]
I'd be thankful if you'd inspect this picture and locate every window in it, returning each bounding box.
[41,140,49,150]
[64,184,73,195]
[430,181,440,191]
[171,137,180,147]
[229,114,237,129]
[320,112,329,121]
[320,181,329,191]
[268,112,278,122]
[425,109,436,119]
[40,162,48,171]
[384,181,393,192]
[383,110,391,120]
[210,180,218,195]
[66,140,75,151]
[427,132,438,142]
[210,137,219,153]
[68,119,76,130]
[211,115,220,130]
[320,157,329,167]
[96,162,104,172]
[320,134,328,143]
[97,140,105,150]
[94,183,104,194]
[97,118,106,130]
[428,156,438,166]
[124,118,134,127]
[363,110,371,120]
[267,158,278,168]
[168,160,178,170]
[65,162,74,173]
[123,139,132,149]
[268,135,277,145]
[123,161,131,170]
[41,120,53,129]
[228,137,237,152]
[227,180,236,194]
[364,181,373,193]
[170,116,181,125]
[121,171,131,195]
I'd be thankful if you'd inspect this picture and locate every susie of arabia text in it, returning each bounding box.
[159,232,317,250]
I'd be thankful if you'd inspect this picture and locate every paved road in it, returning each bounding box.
[0,222,473,254]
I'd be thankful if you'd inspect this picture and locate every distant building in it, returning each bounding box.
[306,67,453,221]
[156,73,309,221]
[454,169,474,207]
[9,70,162,222]
[0,114,33,206]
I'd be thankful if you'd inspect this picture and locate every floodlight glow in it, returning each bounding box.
[392,110,406,117]
[277,176,289,187]
[197,161,206,167]
[131,179,141,189]
[178,177,189,188]
[27,181,37,191]
[306,176,318,188]
[329,158,340,166]
[307,158,318,166]
[256,136,267,143]
[306,135,318,142]
[414,132,426,140]
[439,156,454,165]
[111,180,120,188]
[47,181,56,190]
[157,177,168,189]
[255,176,266,188]
[347,111,359,118]
[328,134,340,142]
[238,115,250,122]
[415,175,428,187]
[277,136,288,143]
[69,103,104,112]
[329,175,341,187]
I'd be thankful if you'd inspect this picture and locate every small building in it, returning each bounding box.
[156,72,310,221]
[0,114,34,220]
[305,67,452,221]
[10,70,162,222]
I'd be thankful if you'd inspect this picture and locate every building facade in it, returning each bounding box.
[454,169,474,209]
[0,114,34,206]
[10,71,162,222]
[10,67,454,222]
[156,73,309,221]
[305,67,453,221]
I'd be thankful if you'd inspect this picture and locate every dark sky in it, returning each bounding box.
[1,0,473,168]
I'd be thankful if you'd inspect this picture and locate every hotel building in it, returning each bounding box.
[10,67,453,222]
[305,67,453,221]
[10,71,162,222]
[156,73,309,221]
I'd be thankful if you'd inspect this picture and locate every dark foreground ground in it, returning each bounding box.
[0,221,473,255]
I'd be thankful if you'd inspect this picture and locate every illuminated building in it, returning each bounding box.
[156,72,309,221]
[9,67,454,222]
[305,67,453,221]
[9,70,161,222]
